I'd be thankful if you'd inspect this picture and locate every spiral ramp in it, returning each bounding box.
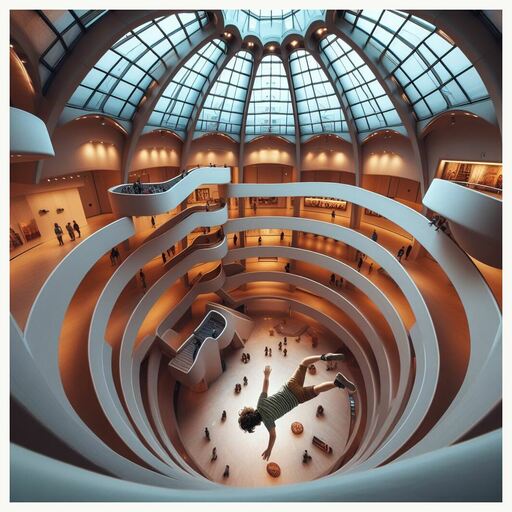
[10,167,502,501]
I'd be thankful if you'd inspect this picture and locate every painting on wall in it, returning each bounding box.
[18,219,41,241]
[304,197,348,211]
[195,188,210,202]
[10,227,24,251]
[364,208,382,218]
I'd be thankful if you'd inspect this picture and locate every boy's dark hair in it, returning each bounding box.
[238,407,262,433]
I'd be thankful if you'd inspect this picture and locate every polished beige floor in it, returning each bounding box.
[176,313,352,487]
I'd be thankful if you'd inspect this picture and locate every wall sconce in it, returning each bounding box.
[56,208,65,214]
[38,209,49,215]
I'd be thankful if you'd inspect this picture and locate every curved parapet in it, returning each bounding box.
[108,166,232,217]
[423,178,502,268]
[10,107,55,161]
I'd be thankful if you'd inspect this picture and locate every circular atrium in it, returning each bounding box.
[9,7,503,504]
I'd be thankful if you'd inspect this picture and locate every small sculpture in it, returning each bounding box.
[291,422,304,435]
[316,405,324,418]
[204,427,210,441]
[221,410,227,422]
[302,450,312,464]
[266,462,281,478]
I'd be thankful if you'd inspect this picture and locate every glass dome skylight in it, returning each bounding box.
[223,10,325,44]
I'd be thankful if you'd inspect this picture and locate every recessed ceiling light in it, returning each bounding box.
[290,40,298,47]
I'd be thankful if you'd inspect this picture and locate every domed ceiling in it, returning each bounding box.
[63,10,490,142]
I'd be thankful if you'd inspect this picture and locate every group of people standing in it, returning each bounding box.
[54,221,81,246]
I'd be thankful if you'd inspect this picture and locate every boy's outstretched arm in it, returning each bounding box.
[261,428,276,460]
[262,365,271,394]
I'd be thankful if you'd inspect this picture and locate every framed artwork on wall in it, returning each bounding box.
[10,227,24,251]
[364,208,382,218]
[195,188,210,202]
[18,219,41,241]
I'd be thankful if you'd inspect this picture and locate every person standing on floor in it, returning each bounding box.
[72,220,81,238]
[258,236,262,246]
[357,257,363,272]
[110,248,117,266]
[54,223,64,246]
[330,273,335,285]
[161,252,167,264]
[397,246,405,262]
[368,263,374,275]
[139,269,147,291]
[151,216,156,229]
[331,210,336,222]
[280,231,285,243]
[233,233,238,246]
[405,244,413,260]
[66,222,75,241]
[371,229,378,243]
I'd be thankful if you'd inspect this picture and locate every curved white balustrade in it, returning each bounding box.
[89,235,227,476]
[11,170,501,497]
[423,178,502,268]
[108,167,231,217]
[10,107,55,161]
[225,214,439,460]
[226,182,501,453]
[87,209,226,471]
[223,244,432,464]
[11,421,502,501]
[222,273,380,451]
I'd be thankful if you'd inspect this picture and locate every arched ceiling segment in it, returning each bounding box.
[147,39,228,138]
[319,33,402,133]
[194,50,254,140]
[342,10,489,120]
[288,49,347,138]
[66,12,209,120]
[245,55,295,140]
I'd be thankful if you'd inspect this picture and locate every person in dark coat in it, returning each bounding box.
[72,220,81,238]
[54,223,64,246]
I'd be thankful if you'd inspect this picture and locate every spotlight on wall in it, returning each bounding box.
[248,41,254,47]
[268,45,275,51]
[450,114,456,126]
[290,40,298,47]
[101,118,106,126]
[224,31,232,39]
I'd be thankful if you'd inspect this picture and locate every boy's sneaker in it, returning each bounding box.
[334,372,357,393]
[320,353,346,361]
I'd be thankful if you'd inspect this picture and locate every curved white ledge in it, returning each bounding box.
[224,217,439,465]
[227,182,501,452]
[108,167,231,217]
[223,245,418,463]
[10,107,55,161]
[88,236,227,477]
[223,272,380,449]
[422,178,502,268]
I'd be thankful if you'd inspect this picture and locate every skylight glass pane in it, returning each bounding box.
[150,39,227,132]
[38,10,107,89]
[245,55,295,138]
[320,33,401,133]
[67,12,209,120]
[289,50,346,135]
[196,50,254,136]
[343,9,489,120]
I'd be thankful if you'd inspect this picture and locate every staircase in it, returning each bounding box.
[169,313,225,374]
